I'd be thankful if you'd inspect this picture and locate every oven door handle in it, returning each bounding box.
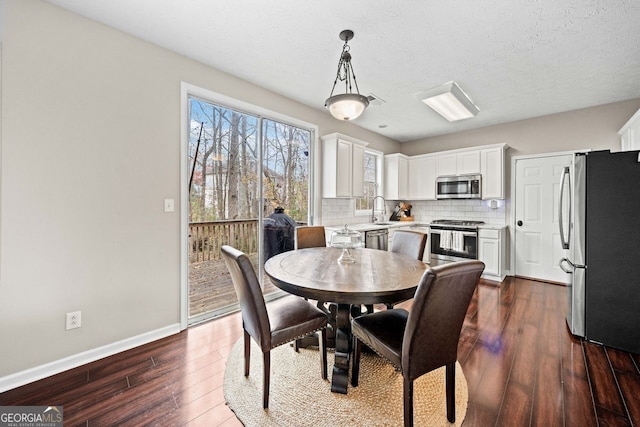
[430,229,476,237]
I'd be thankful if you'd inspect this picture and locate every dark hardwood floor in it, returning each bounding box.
[1,276,639,426]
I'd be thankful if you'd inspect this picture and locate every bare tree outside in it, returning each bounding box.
[189,99,310,222]
[187,97,312,318]
[189,99,259,221]
[262,118,310,222]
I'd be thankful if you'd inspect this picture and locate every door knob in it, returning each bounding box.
[517,220,523,226]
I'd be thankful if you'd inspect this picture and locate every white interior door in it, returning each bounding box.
[514,155,572,282]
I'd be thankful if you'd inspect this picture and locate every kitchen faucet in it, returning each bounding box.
[371,195,387,223]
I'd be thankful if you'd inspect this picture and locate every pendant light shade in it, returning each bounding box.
[325,30,369,121]
[326,93,369,121]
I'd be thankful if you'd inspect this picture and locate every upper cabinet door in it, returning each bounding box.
[335,139,352,197]
[437,151,480,176]
[437,153,457,176]
[384,154,409,200]
[321,133,368,198]
[351,142,365,198]
[409,155,437,200]
[480,146,505,199]
[457,151,481,175]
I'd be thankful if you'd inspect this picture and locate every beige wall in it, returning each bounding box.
[0,0,397,382]
[401,99,640,198]
[401,99,640,157]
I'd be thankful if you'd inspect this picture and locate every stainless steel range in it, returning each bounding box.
[429,220,484,266]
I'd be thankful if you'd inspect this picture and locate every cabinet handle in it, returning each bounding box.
[517,220,523,226]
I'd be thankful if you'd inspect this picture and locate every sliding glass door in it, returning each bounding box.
[186,95,313,324]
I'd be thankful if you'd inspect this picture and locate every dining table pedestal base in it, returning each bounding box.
[330,303,364,394]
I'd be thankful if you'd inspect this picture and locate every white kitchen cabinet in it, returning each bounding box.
[352,143,365,196]
[619,108,640,151]
[480,145,506,199]
[321,133,368,198]
[458,151,481,174]
[408,154,437,200]
[384,153,409,200]
[437,150,480,176]
[437,153,457,176]
[384,143,506,200]
[478,227,506,281]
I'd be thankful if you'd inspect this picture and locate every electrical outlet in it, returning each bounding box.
[66,311,81,330]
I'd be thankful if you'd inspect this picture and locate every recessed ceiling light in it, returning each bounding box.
[416,81,479,122]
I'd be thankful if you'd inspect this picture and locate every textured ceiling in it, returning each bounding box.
[45,0,640,142]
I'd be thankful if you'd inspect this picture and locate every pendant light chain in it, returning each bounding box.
[329,40,354,98]
[325,29,369,121]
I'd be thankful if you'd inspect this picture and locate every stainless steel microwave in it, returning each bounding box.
[436,174,481,199]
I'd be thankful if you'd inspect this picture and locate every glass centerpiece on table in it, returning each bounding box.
[330,225,364,264]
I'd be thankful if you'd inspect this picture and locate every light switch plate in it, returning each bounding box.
[164,199,175,212]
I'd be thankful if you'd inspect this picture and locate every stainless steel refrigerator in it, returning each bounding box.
[559,150,640,354]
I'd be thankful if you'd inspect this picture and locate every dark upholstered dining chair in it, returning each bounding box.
[221,245,328,409]
[293,225,335,347]
[294,225,327,249]
[386,230,428,308]
[350,260,485,427]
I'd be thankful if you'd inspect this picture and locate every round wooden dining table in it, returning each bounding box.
[264,246,428,394]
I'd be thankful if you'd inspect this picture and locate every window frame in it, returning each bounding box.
[180,82,319,328]
[355,148,384,218]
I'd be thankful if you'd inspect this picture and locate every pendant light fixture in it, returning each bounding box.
[325,30,369,121]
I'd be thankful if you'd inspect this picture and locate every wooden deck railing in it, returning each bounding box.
[189,219,259,263]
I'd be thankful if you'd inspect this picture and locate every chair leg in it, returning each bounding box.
[446,363,455,423]
[319,328,327,379]
[351,335,361,387]
[403,378,414,427]
[294,338,300,352]
[243,330,250,377]
[263,351,271,409]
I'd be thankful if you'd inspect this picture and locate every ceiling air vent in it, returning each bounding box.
[366,94,386,107]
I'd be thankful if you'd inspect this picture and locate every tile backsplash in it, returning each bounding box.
[322,198,506,226]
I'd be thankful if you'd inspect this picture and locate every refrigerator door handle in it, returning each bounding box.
[558,166,571,250]
[559,257,573,273]
[560,257,585,273]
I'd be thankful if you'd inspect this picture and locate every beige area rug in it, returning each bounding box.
[223,339,468,426]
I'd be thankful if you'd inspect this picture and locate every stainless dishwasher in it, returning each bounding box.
[364,229,389,250]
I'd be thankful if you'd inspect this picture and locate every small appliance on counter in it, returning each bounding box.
[390,202,413,221]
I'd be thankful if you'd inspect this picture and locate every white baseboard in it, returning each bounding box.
[0,323,181,393]
[481,272,508,283]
